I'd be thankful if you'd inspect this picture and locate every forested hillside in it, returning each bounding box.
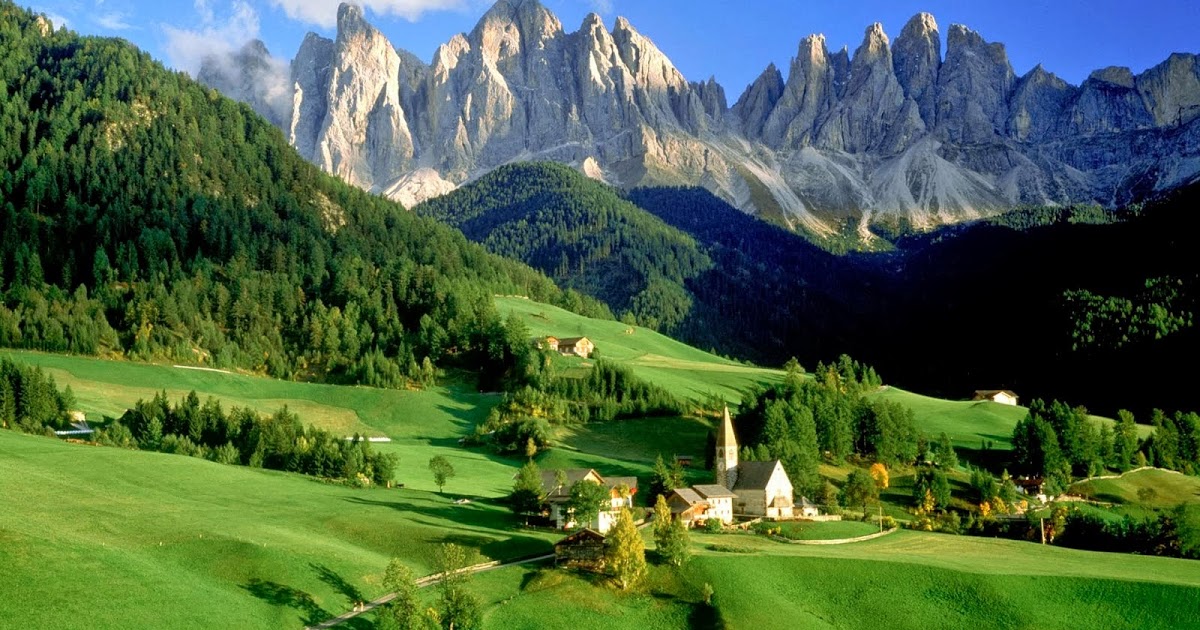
[631,184,1200,417]
[416,163,711,330]
[0,3,606,388]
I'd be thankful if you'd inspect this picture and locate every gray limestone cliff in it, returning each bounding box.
[200,1,1200,235]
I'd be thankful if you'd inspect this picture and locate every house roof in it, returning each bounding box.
[716,406,737,449]
[733,461,786,491]
[975,389,1018,399]
[693,484,737,499]
[669,488,705,506]
[540,469,602,499]
[558,337,589,346]
[555,528,606,547]
[798,496,815,508]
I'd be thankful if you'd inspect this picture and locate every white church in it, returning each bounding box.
[715,406,796,519]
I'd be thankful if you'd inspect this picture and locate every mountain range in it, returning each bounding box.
[200,0,1200,235]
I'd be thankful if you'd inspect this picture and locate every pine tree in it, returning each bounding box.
[1113,410,1139,472]
[510,460,544,520]
[657,516,691,567]
[605,509,646,590]
[0,378,15,429]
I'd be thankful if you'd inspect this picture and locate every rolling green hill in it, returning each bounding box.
[1072,468,1200,508]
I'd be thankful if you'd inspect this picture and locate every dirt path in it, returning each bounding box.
[304,553,554,630]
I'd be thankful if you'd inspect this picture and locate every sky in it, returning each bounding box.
[26,0,1200,97]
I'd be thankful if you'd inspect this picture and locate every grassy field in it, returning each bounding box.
[1072,468,1200,508]
[497,296,783,403]
[0,430,559,629]
[773,520,883,541]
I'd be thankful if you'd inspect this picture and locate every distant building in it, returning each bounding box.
[554,529,607,572]
[536,336,561,352]
[797,496,820,519]
[692,484,736,524]
[540,468,637,533]
[666,488,710,527]
[557,337,594,359]
[974,390,1019,406]
[715,405,795,520]
[673,455,694,468]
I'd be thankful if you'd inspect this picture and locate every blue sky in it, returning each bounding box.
[27,0,1200,96]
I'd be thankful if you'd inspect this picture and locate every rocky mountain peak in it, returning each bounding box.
[206,1,1200,233]
[1089,66,1136,88]
[893,12,940,124]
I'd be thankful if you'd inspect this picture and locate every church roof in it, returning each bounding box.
[733,461,786,491]
[669,488,705,506]
[716,405,737,449]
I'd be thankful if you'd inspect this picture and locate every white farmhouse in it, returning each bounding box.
[973,390,1019,406]
[540,468,637,533]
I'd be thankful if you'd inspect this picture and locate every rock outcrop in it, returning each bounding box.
[201,1,1200,234]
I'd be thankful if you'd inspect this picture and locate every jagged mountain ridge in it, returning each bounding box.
[202,0,1200,233]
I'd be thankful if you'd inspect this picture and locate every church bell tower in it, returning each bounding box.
[715,405,739,489]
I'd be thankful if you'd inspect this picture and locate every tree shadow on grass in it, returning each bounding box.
[243,578,375,630]
[310,563,363,606]
[242,578,329,627]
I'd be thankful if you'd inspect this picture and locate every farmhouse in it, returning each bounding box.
[557,337,594,359]
[973,389,1019,406]
[693,484,736,524]
[715,406,796,520]
[666,488,710,527]
[540,468,637,533]
[554,528,606,572]
[534,335,595,358]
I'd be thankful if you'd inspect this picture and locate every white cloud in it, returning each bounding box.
[162,0,262,73]
[95,12,133,30]
[587,0,613,15]
[266,0,468,29]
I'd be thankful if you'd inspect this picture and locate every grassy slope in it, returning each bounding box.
[0,431,557,630]
[1072,468,1200,508]
[496,296,783,403]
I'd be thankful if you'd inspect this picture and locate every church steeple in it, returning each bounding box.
[715,405,739,489]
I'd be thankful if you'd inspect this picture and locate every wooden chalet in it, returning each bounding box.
[554,528,607,572]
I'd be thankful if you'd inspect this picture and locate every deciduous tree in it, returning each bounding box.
[428,455,456,495]
[606,509,646,590]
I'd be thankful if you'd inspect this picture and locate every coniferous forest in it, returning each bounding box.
[0,4,609,390]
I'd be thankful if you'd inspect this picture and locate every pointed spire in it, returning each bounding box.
[717,405,737,449]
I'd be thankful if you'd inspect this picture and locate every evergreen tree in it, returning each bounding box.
[841,469,879,515]
[935,432,958,469]
[510,460,544,520]
[605,509,646,590]
[913,467,952,511]
[657,516,691,567]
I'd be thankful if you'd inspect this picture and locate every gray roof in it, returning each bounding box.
[733,461,785,491]
[798,496,814,508]
[540,469,600,499]
[693,484,737,499]
[668,488,705,510]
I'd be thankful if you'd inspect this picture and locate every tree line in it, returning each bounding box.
[1012,399,1200,492]
[733,356,908,497]
[103,390,397,485]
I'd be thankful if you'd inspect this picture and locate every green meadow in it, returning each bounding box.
[1,298,1196,629]
[1072,468,1200,508]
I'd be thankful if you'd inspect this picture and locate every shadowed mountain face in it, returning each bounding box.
[203,1,1200,234]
